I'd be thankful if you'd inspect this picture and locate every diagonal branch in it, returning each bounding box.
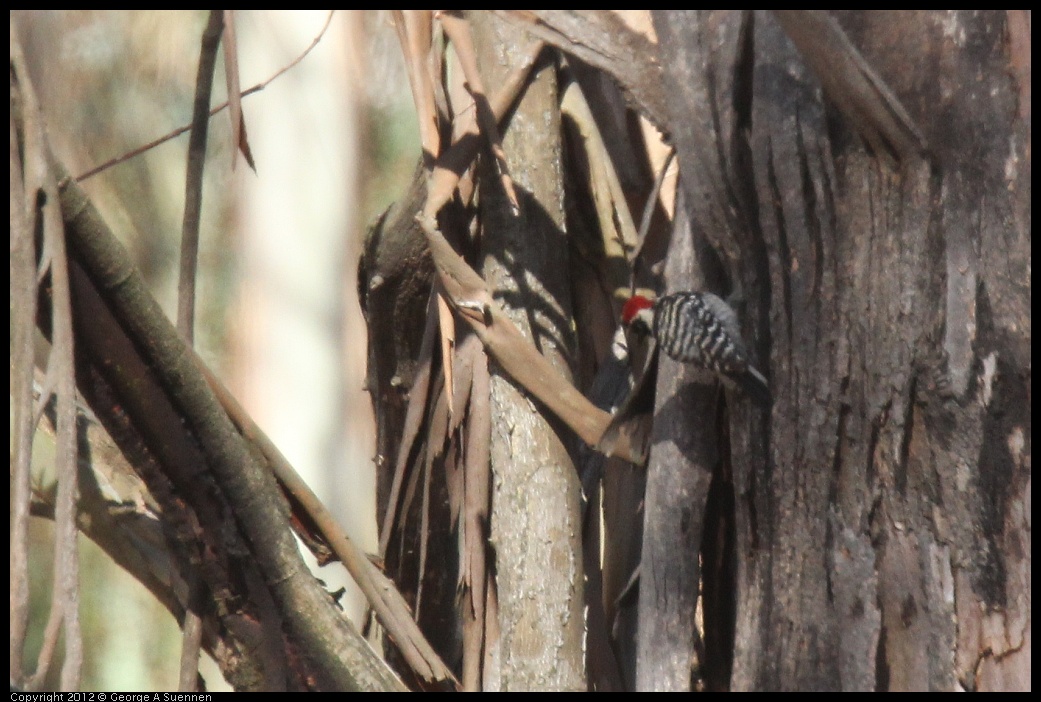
[416,214,638,462]
[440,11,520,213]
[55,162,405,692]
[495,10,668,136]
[199,356,455,686]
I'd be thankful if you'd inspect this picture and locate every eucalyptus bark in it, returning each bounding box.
[471,13,587,692]
[653,10,1030,691]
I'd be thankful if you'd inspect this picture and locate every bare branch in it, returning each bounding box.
[177,10,223,344]
[199,353,456,687]
[55,164,406,691]
[74,11,335,182]
[11,23,82,691]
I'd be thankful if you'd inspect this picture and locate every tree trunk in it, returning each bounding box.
[471,13,587,692]
[652,9,1030,691]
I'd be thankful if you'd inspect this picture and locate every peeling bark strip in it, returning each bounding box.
[416,214,632,458]
[495,10,668,138]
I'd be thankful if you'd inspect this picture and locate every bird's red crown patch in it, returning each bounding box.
[621,295,654,324]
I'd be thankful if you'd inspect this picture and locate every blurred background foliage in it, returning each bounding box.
[13,10,420,690]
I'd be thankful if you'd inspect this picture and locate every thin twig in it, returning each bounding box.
[178,21,225,683]
[75,11,336,183]
[12,23,82,692]
[178,9,222,344]
[9,55,37,689]
[633,147,675,263]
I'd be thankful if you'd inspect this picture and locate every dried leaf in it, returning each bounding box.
[560,79,640,261]
[460,346,491,691]
[415,213,639,462]
[596,344,660,465]
[235,110,256,172]
[426,365,451,461]
[449,333,481,437]
[437,290,456,418]
[415,442,432,621]
[222,10,254,171]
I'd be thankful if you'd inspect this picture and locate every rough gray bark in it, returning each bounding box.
[653,9,1030,691]
[471,13,587,692]
[634,205,721,691]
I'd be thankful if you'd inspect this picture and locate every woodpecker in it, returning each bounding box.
[622,292,771,406]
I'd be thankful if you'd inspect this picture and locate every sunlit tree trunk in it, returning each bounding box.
[471,12,587,692]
